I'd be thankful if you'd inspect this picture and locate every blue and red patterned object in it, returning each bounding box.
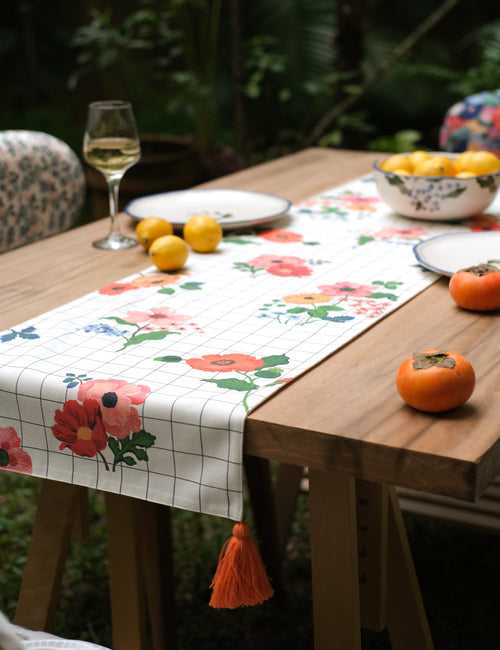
[440,90,500,155]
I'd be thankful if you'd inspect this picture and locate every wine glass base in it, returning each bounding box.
[93,233,137,251]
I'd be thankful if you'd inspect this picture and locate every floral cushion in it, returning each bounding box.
[440,89,500,154]
[0,130,85,253]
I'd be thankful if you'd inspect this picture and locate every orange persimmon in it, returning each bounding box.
[396,350,475,413]
[449,264,500,311]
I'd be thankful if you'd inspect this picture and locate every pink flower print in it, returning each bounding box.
[267,263,312,277]
[125,307,191,331]
[248,255,306,270]
[319,282,374,298]
[375,227,426,240]
[336,193,380,211]
[78,379,150,439]
[0,426,32,474]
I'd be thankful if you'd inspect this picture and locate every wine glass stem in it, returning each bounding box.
[107,176,122,238]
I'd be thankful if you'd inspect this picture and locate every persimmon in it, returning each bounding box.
[396,350,475,413]
[449,264,500,311]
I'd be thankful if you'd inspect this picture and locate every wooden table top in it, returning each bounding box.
[2,148,500,501]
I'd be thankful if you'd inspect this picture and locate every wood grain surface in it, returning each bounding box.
[2,148,500,500]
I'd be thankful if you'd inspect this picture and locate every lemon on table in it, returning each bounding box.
[408,150,431,167]
[462,151,500,175]
[454,151,475,173]
[381,154,413,173]
[183,214,222,253]
[414,156,454,177]
[136,217,173,251]
[456,171,476,178]
[149,235,189,271]
[392,168,410,176]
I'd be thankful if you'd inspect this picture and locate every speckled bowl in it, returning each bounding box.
[373,153,500,221]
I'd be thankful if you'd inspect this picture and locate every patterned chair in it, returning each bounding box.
[440,89,500,154]
[0,130,85,253]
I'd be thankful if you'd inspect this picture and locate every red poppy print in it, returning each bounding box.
[258,229,303,243]
[52,399,107,457]
[267,263,312,277]
[0,426,32,474]
[99,281,135,296]
[468,214,500,231]
[249,255,305,269]
[186,354,264,373]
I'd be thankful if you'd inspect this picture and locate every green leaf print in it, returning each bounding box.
[180,282,204,290]
[369,292,398,301]
[203,378,258,391]
[154,355,183,363]
[358,235,375,246]
[158,287,176,295]
[103,316,136,326]
[123,330,178,347]
[254,368,283,379]
[261,354,290,367]
[287,307,308,314]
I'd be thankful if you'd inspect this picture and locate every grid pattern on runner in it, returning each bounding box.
[0,174,487,520]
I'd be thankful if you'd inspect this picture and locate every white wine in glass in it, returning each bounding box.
[83,101,141,250]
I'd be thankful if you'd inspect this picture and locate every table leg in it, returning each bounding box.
[274,463,304,554]
[387,487,434,650]
[244,456,284,594]
[105,493,147,650]
[139,501,176,650]
[71,487,90,542]
[309,469,361,650]
[15,481,82,630]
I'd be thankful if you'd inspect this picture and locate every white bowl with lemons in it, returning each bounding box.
[373,150,500,221]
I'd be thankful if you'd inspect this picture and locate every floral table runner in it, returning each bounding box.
[1,175,499,520]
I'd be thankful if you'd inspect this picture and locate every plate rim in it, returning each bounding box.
[124,188,292,226]
[413,230,500,276]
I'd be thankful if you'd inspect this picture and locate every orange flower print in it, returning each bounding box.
[99,281,135,296]
[283,293,331,304]
[258,229,303,243]
[186,354,264,373]
[267,263,312,277]
[0,426,32,474]
[130,273,182,288]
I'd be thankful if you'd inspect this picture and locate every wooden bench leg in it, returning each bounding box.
[71,487,90,542]
[309,469,361,650]
[387,487,434,650]
[105,493,148,650]
[15,481,83,630]
[139,501,176,650]
[244,456,284,594]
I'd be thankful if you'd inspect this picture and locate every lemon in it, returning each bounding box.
[382,154,413,173]
[414,156,454,177]
[408,150,431,167]
[149,235,189,271]
[136,218,173,251]
[183,214,222,253]
[454,151,475,173]
[456,171,475,178]
[462,151,500,175]
[392,168,410,176]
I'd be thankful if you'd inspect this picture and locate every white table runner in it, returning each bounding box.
[1,175,498,520]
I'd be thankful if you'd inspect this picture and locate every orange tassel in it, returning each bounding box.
[209,522,274,608]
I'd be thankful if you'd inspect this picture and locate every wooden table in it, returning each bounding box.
[3,148,500,650]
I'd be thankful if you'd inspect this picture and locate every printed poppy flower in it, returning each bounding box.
[249,255,305,270]
[52,399,107,457]
[258,229,303,243]
[283,293,331,304]
[468,214,500,231]
[375,227,426,240]
[336,194,379,211]
[99,281,135,296]
[186,354,264,373]
[130,273,182,289]
[267,263,312,277]
[319,282,374,297]
[125,307,191,331]
[78,379,150,439]
[0,426,32,474]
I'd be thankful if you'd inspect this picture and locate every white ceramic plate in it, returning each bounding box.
[23,642,109,650]
[414,231,500,276]
[125,189,291,231]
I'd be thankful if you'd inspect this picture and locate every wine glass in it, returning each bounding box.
[83,100,141,250]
